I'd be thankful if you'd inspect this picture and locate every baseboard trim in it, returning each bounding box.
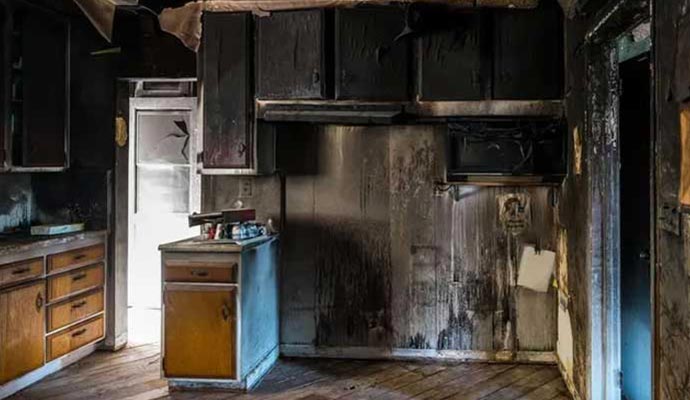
[168,345,279,392]
[280,345,556,364]
[245,345,279,390]
[556,355,583,400]
[0,341,99,400]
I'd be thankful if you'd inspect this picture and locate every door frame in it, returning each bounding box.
[584,1,653,399]
[106,79,198,351]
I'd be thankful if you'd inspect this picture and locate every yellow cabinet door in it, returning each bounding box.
[163,285,237,379]
[0,281,46,384]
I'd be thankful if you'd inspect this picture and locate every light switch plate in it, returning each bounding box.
[239,178,253,198]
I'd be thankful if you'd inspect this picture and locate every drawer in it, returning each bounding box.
[47,315,104,361]
[47,264,104,302]
[48,289,104,332]
[0,258,43,288]
[165,259,238,284]
[48,244,105,274]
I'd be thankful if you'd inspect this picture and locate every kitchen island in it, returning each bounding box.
[158,235,279,391]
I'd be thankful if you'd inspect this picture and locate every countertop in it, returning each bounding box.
[0,230,107,257]
[158,235,278,253]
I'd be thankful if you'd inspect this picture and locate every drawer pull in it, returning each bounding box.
[221,303,231,322]
[36,292,44,310]
[71,328,87,338]
[71,300,87,309]
[74,254,87,261]
[12,267,31,275]
[72,273,88,282]
[191,270,209,278]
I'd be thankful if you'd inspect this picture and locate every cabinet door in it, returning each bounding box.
[163,285,237,379]
[493,0,563,100]
[202,12,252,169]
[256,10,330,100]
[335,7,409,101]
[418,10,489,101]
[0,281,45,384]
[21,7,68,167]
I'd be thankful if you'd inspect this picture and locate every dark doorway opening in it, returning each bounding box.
[619,52,652,400]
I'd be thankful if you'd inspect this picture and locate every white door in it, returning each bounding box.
[128,97,200,310]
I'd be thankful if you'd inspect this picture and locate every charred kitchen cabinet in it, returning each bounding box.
[201,12,254,171]
[256,10,331,100]
[492,0,563,100]
[1,0,69,170]
[417,10,490,101]
[335,7,410,101]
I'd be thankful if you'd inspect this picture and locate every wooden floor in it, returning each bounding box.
[9,343,572,400]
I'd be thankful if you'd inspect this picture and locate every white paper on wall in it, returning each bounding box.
[517,245,556,293]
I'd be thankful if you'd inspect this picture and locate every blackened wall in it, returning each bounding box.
[205,125,559,357]
[655,0,690,398]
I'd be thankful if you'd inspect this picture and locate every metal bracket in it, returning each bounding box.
[659,203,681,236]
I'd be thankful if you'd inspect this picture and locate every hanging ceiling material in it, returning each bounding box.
[74,0,543,51]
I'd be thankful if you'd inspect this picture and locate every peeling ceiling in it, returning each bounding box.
[76,0,570,52]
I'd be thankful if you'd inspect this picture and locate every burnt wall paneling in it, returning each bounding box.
[202,12,253,169]
[256,10,330,100]
[335,7,409,101]
[70,20,116,170]
[203,125,558,355]
[655,1,690,399]
[492,0,563,100]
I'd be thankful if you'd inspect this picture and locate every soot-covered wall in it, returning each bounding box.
[656,0,690,398]
[205,125,558,358]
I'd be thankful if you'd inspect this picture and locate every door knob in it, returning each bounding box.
[639,250,650,261]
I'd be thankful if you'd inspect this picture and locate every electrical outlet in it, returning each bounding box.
[239,178,253,198]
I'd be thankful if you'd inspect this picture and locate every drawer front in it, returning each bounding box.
[48,244,105,274]
[165,260,238,284]
[47,264,104,302]
[48,289,104,332]
[0,258,43,288]
[47,315,104,361]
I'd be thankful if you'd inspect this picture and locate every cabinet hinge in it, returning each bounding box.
[617,370,623,388]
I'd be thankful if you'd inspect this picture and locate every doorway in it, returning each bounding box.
[127,94,200,345]
[618,50,652,400]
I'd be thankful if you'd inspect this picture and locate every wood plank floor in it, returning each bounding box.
[9,343,572,400]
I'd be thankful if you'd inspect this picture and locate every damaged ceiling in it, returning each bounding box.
[76,0,580,52]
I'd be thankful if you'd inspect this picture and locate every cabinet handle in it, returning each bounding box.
[74,254,87,261]
[71,300,87,309]
[71,328,87,338]
[72,273,88,282]
[12,267,31,275]
[221,303,231,322]
[35,292,43,311]
[191,270,209,278]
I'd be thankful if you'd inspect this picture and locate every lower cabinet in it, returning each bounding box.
[0,232,107,397]
[0,281,45,384]
[163,285,237,379]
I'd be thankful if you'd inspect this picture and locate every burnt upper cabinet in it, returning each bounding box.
[256,10,331,100]
[335,7,410,101]
[202,12,253,170]
[418,9,490,101]
[2,1,69,169]
[492,0,564,100]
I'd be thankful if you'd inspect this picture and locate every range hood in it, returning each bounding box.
[257,100,564,125]
[445,118,567,185]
